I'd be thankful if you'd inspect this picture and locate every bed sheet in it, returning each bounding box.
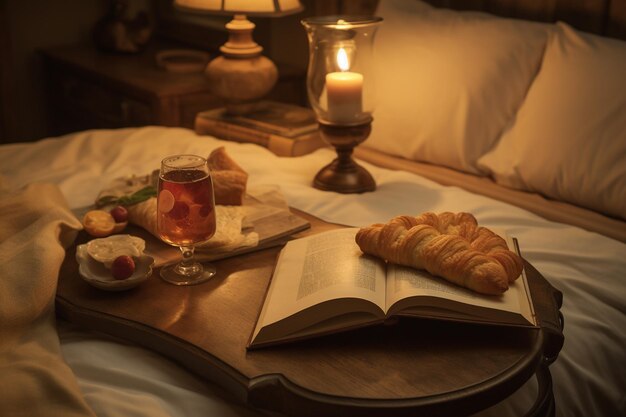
[1,127,624,417]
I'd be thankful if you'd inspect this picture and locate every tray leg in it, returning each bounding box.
[523,364,555,417]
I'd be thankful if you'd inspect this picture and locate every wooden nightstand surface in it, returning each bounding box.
[41,42,306,137]
[42,43,212,99]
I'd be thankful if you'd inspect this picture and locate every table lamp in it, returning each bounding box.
[174,0,303,115]
[302,16,383,193]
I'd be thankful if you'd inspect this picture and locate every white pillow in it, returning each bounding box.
[368,0,550,174]
[478,22,626,220]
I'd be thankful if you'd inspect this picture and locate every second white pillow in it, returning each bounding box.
[478,22,626,220]
[368,0,550,174]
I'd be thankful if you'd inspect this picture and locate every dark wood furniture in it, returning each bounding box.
[41,42,306,137]
[422,0,626,40]
[56,209,564,417]
[0,0,15,144]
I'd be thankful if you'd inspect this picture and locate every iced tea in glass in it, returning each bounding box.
[157,154,216,285]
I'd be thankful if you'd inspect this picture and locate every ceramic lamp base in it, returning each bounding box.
[313,119,376,194]
[204,15,277,116]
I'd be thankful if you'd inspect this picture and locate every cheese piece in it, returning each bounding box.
[86,234,146,268]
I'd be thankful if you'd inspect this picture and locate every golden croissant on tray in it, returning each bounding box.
[355,212,524,295]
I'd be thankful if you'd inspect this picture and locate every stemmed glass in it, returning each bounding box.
[157,154,217,285]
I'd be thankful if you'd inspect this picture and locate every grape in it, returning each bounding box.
[110,205,129,223]
[111,255,135,280]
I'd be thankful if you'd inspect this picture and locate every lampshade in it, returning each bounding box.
[174,0,303,16]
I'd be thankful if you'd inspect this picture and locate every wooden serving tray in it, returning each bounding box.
[56,209,563,417]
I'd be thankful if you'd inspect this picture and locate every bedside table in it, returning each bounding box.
[41,43,306,137]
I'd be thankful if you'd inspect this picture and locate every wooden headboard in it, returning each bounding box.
[424,0,626,39]
[319,0,626,40]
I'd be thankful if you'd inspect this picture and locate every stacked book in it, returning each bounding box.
[195,101,326,157]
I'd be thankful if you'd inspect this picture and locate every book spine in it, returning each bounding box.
[195,114,325,157]
[267,133,326,157]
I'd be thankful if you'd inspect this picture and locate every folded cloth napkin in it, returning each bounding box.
[0,180,96,417]
[126,196,259,252]
[125,185,293,267]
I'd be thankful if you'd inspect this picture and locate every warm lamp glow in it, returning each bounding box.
[302,15,382,193]
[175,0,302,16]
[326,47,363,124]
[337,48,350,71]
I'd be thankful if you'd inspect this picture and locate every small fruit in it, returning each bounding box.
[111,255,135,280]
[199,203,213,218]
[83,210,116,237]
[169,201,189,220]
[110,205,128,223]
[158,190,175,213]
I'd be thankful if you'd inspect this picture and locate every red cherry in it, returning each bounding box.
[168,201,189,220]
[111,255,135,280]
[110,205,129,223]
[199,204,213,217]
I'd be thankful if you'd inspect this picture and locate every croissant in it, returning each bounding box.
[355,212,523,295]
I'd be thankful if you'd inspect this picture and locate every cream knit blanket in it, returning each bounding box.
[0,182,95,417]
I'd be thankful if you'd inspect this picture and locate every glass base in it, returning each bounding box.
[159,260,216,286]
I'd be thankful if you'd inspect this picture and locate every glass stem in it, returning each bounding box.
[180,246,195,267]
[174,245,202,277]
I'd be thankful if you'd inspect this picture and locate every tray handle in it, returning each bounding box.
[523,259,565,364]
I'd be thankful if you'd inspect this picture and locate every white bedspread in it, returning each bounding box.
[1,127,624,417]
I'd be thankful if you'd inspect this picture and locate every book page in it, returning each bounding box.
[386,264,527,316]
[384,234,535,326]
[255,228,387,337]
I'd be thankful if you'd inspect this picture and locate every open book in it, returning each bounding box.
[249,228,537,349]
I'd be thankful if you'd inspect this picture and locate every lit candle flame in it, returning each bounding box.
[337,48,349,72]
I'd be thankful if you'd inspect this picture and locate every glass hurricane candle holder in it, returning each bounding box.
[302,16,382,193]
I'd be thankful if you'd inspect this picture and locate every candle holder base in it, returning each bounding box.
[313,160,375,193]
[313,119,376,194]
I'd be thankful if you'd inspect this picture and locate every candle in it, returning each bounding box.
[325,48,363,123]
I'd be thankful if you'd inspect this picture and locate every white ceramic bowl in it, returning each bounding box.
[76,244,154,291]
